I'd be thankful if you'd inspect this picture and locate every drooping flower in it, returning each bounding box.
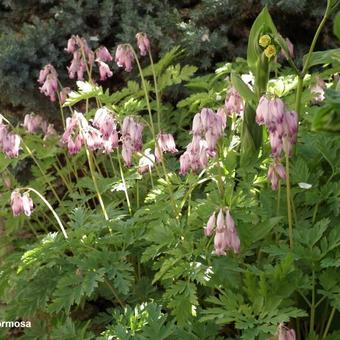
[204,212,216,236]
[311,76,326,103]
[138,148,155,174]
[38,65,58,102]
[225,210,240,253]
[136,32,151,56]
[59,87,71,105]
[43,124,57,140]
[2,132,21,158]
[96,46,113,62]
[280,38,294,60]
[277,323,296,340]
[67,50,86,80]
[256,96,270,126]
[23,114,46,134]
[121,117,144,166]
[225,87,244,116]
[155,133,178,161]
[267,161,286,190]
[96,60,113,81]
[10,191,33,217]
[204,208,240,256]
[115,44,134,72]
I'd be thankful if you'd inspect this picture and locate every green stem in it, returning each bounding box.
[285,142,293,248]
[276,180,281,216]
[295,76,303,118]
[322,307,336,339]
[310,270,316,334]
[116,149,132,216]
[148,50,161,132]
[104,279,125,308]
[25,187,68,239]
[302,1,333,76]
[85,148,108,220]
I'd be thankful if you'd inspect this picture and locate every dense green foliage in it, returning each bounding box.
[0,1,340,339]
[0,0,337,115]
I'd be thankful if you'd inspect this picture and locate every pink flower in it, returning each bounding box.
[115,44,134,72]
[67,134,83,155]
[10,191,33,217]
[121,117,144,166]
[269,130,283,158]
[43,124,57,140]
[278,323,296,340]
[68,51,86,80]
[256,96,270,126]
[138,148,155,174]
[268,161,286,190]
[214,230,228,256]
[59,87,71,105]
[97,60,113,81]
[65,35,77,54]
[38,64,58,102]
[122,142,134,167]
[155,133,178,161]
[216,107,227,129]
[225,87,244,116]
[225,210,240,253]
[3,133,20,158]
[23,114,45,134]
[216,209,225,232]
[96,46,113,62]
[268,97,285,130]
[102,131,119,153]
[204,212,216,236]
[281,38,294,60]
[311,76,326,103]
[192,113,202,135]
[179,152,191,175]
[136,32,151,56]
[10,191,23,216]
[37,64,57,84]
[85,128,103,151]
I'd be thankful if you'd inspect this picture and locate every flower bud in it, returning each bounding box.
[136,32,151,56]
[259,34,271,48]
[204,212,216,236]
[264,44,276,59]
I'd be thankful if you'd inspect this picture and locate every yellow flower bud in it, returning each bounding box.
[259,34,271,48]
[264,44,276,59]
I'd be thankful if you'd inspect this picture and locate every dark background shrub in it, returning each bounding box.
[0,0,336,119]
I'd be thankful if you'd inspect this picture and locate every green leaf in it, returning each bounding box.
[302,49,340,68]
[333,11,340,39]
[247,7,278,73]
[231,73,257,105]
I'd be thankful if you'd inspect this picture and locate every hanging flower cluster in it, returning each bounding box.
[224,86,244,117]
[115,32,151,72]
[0,117,21,158]
[204,208,240,256]
[23,113,47,134]
[256,96,298,190]
[180,108,225,174]
[155,133,178,162]
[10,191,33,217]
[65,35,113,81]
[38,64,58,102]
[121,117,144,167]
[115,44,135,72]
[62,109,119,155]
